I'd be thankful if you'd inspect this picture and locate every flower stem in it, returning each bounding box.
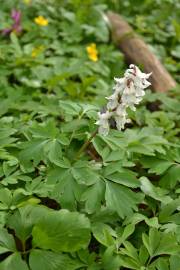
[74,129,98,160]
[146,256,153,267]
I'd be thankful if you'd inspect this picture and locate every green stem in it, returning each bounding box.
[22,249,32,254]
[21,241,28,261]
[146,256,153,267]
[22,241,26,253]
[74,129,98,160]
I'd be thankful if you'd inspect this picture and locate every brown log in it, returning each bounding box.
[107,11,176,92]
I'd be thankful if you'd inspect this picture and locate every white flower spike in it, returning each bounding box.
[96,111,112,136]
[96,64,152,136]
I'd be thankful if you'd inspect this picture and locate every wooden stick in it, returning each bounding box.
[107,11,176,92]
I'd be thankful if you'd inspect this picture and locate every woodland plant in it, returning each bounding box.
[96,64,152,136]
[0,1,179,270]
[76,64,152,158]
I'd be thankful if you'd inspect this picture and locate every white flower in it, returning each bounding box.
[116,103,126,116]
[114,77,125,93]
[127,64,151,79]
[115,115,131,130]
[96,64,152,136]
[125,80,136,94]
[96,111,112,136]
[135,87,145,97]
[106,92,119,110]
[125,64,152,91]
[115,106,131,130]
[121,82,138,111]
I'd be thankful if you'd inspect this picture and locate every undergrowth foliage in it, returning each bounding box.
[0,0,180,270]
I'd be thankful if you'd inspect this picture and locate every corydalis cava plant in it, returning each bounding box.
[96,64,152,136]
[75,65,151,159]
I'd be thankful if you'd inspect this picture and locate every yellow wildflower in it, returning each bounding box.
[34,16,48,26]
[23,0,31,4]
[86,43,98,62]
[31,45,44,58]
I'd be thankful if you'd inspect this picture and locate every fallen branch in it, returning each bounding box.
[107,11,176,92]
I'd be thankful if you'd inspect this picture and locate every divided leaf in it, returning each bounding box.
[142,228,180,258]
[105,181,143,218]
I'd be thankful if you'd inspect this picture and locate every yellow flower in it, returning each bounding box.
[86,43,98,62]
[34,16,48,26]
[23,0,31,4]
[31,45,44,58]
